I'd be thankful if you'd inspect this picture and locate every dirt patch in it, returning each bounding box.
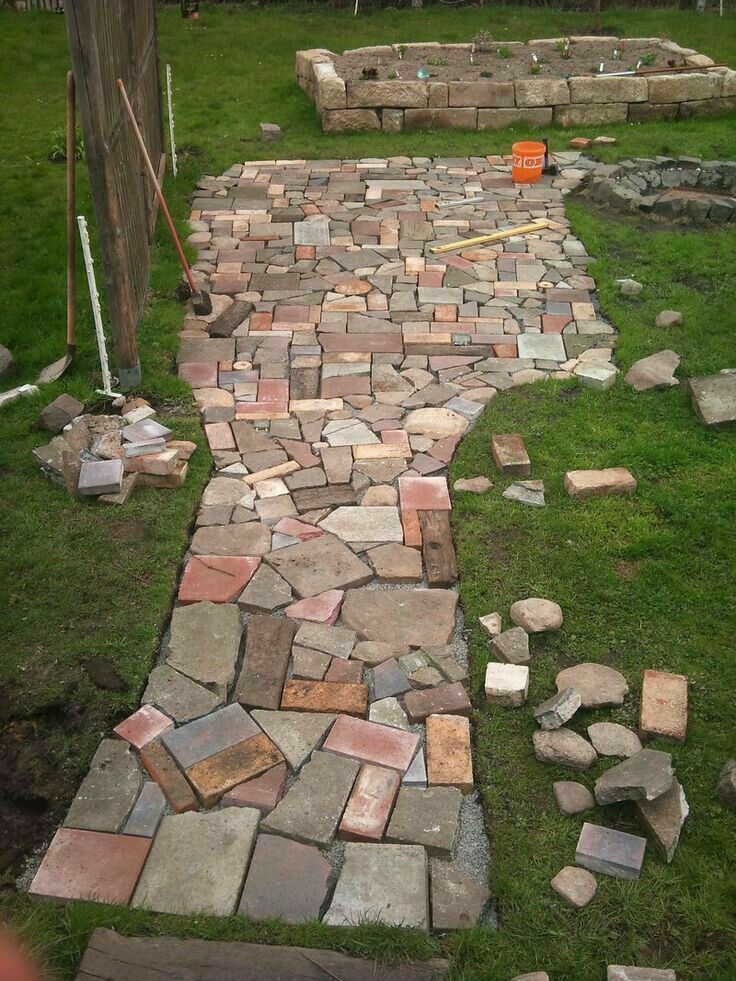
[615,560,642,581]
[334,39,680,84]
[109,519,149,541]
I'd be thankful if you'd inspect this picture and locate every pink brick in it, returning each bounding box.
[272,517,325,542]
[323,715,420,773]
[285,589,344,625]
[339,764,400,841]
[321,376,372,398]
[428,434,461,464]
[204,422,236,451]
[380,429,410,446]
[398,475,451,511]
[29,828,151,905]
[222,761,287,814]
[325,658,364,683]
[113,704,173,750]
[320,334,404,354]
[250,312,273,332]
[178,555,261,604]
[258,379,289,402]
[434,304,458,323]
[639,670,688,745]
[542,314,571,334]
[178,362,217,388]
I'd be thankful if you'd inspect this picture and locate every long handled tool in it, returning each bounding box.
[117,78,211,316]
[429,219,555,255]
[38,70,77,383]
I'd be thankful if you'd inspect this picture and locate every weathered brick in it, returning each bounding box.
[426,714,473,793]
[139,741,198,813]
[323,715,420,772]
[639,669,688,744]
[339,764,401,841]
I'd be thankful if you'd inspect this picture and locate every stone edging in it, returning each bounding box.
[295,39,736,133]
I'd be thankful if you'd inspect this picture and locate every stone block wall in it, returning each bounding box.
[295,40,736,134]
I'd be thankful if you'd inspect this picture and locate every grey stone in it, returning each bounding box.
[587,722,642,758]
[402,747,427,788]
[655,309,683,328]
[0,344,18,380]
[636,778,689,862]
[503,480,546,507]
[716,759,736,810]
[616,278,643,297]
[491,627,530,666]
[261,750,360,845]
[533,728,597,771]
[689,372,736,427]
[260,122,282,142]
[324,843,429,931]
[607,967,676,980]
[422,646,468,684]
[595,749,674,805]
[575,822,647,879]
[238,564,293,612]
[265,534,373,598]
[534,687,582,730]
[430,859,490,930]
[191,522,271,557]
[351,641,409,666]
[453,476,493,494]
[142,665,223,724]
[294,621,356,659]
[372,658,412,700]
[123,783,166,838]
[251,710,336,770]
[625,350,680,392]
[64,739,141,833]
[292,646,331,680]
[294,220,330,247]
[553,781,595,816]
[132,809,260,915]
[517,333,567,362]
[386,786,462,857]
[369,696,410,730]
[121,418,172,442]
[39,394,84,433]
[510,598,563,633]
[239,834,334,923]
[165,601,243,699]
[556,663,629,709]
[341,588,458,648]
[77,459,124,496]
[551,866,597,909]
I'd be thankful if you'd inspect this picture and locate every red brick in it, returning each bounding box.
[258,379,289,403]
[250,312,273,332]
[339,764,401,841]
[401,509,422,549]
[323,715,420,772]
[139,741,198,813]
[30,828,152,905]
[113,704,173,750]
[222,762,287,814]
[492,343,518,358]
[639,669,688,745]
[403,682,472,723]
[178,362,218,388]
[178,555,261,604]
[491,433,531,476]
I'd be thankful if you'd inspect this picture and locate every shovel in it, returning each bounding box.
[117,78,212,316]
[38,70,77,383]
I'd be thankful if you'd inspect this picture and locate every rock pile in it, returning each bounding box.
[32,395,196,505]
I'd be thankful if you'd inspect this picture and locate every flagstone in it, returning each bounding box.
[165,601,242,699]
[319,506,403,543]
[190,522,272,557]
[178,555,261,604]
[324,843,429,931]
[251,710,336,770]
[236,615,296,710]
[238,563,293,612]
[387,786,461,857]
[367,542,423,582]
[292,646,332,680]
[262,750,360,846]
[295,621,357,659]
[30,828,152,906]
[132,809,260,915]
[64,740,142,834]
[430,860,490,930]
[285,589,345,624]
[239,834,334,923]
[341,588,458,648]
[143,666,223,725]
[266,533,373,597]
[372,658,412,700]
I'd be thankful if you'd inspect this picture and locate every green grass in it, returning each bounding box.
[0,4,735,978]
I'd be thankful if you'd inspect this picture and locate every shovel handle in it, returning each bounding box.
[66,70,76,352]
[117,77,197,295]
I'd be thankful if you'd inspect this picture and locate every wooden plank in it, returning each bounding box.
[418,510,458,588]
[291,485,358,513]
[428,220,551,255]
[235,615,295,711]
[76,927,450,980]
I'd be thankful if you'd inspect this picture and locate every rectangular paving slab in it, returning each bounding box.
[386,786,462,857]
[324,843,429,932]
[161,703,261,771]
[132,809,260,916]
[265,534,373,598]
[236,615,296,710]
[238,833,334,923]
[261,750,360,846]
[341,588,458,648]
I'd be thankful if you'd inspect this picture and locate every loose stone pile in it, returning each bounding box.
[577,156,736,223]
[32,395,196,504]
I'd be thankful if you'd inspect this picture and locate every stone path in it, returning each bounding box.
[30,154,618,930]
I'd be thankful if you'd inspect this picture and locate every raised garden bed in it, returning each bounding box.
[296,37,736,133]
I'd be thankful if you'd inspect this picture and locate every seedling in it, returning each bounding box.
[397,44,407,60]
[497,46,514,59]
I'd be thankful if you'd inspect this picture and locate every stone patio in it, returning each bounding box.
[29,154,617,930]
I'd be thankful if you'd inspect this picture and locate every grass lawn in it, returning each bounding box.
[0,3,734,978]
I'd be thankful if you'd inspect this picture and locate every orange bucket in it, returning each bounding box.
[511,141,546,184]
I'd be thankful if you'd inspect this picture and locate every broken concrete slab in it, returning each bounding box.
[64,739,141,833]
[688,371,736,427]
[430,859,489,930]
[534,687,582,730]
[635,777,688,863]
[265,533,373,597]
[594,749,674,805]
[341,588,458,648]
[142,665,223,724]
[251,710,336,770]
[165,601,242,699]
[624,350,680,392]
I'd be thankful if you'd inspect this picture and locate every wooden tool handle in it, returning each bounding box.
[66,70,76,351]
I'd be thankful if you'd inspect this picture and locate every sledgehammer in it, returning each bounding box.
[117,78,211,316]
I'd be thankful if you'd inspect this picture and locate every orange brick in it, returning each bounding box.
[426,714,474,793]
[402,508,422,549]
[639,670,688,745]
[140,741,198,813]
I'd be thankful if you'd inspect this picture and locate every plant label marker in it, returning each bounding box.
[166,64,178,178]
[77,215,121,398]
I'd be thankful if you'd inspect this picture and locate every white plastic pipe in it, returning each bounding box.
[165,64,178,178]
[77,215,120,398]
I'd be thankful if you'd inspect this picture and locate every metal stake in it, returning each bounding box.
[165,64,178,178]
[77,215,121,398]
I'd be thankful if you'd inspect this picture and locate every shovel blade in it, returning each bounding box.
[37,354,73,384]
[192,289,212,316]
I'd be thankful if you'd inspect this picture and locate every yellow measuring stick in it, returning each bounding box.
[428,219,553,255]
